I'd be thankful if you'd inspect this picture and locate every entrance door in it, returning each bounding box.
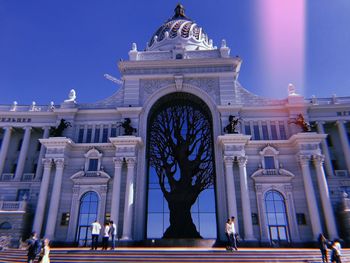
[268,225,288,247]
[76,191,99,246]
[265,190,290,247]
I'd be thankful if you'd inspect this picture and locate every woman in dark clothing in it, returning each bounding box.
[318,233,328,263]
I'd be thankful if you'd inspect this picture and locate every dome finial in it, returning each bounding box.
[173,3,187,19]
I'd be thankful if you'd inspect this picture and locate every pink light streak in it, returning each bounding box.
[256,0,305,97]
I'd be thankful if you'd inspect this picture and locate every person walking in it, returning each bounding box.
[230,216,238,251]
[225,218,233,251]
[318,233,329,263]
[91,219,101,250]
[27,232,41,263]
[109,220,117,250]
[330,239,342,263]
[38,238,50,263]
[102,222,110,250]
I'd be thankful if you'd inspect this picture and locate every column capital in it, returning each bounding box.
[3,126,13,131]
[113,157,124,168]
[298,154,311,166]
[316,121,326,126]
[126,157,136,167]
[42,158,53,168]
[223,156,234,165]
[313,154,325,165]
[237,156,248,167]
[54,158,65,168]
[336,120,346,126]
[23,126,32,131]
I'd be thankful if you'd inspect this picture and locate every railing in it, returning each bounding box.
[22,173,35,181]
[262,169,279,175]
[84,171,101,177]
[1,173,14,181]
[335,170,348,177]
[0,201,27,212]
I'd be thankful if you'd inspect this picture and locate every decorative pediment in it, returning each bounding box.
[70,170,111,185]
[251,168,295,183]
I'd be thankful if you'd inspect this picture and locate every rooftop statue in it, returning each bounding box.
[50,119,72,137]
[64,89,76,103]
[224,115,242,134]
[173,3,187,19]
[288,113,312,132]
[118,118,137,136]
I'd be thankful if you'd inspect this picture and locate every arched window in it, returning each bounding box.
[0,222,12,230]
[76,191,99,246]
[265,190,289,245]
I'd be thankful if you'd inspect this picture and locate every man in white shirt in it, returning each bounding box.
[230,216,238,251]
[91,219,101,250]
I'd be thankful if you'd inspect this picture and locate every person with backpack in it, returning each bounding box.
[109,220,117,250]
[27,232,41,263]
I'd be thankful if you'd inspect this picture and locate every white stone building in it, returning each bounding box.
[1,5,350,247]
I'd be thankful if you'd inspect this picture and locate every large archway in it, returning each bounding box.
[146,92,217,239]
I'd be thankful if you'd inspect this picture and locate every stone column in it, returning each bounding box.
[336,121,350,172]
[313,155,338,239]
[45,158,65,239]
[0,127,12,176]
[237,156,255,240]
[35,127,50,180]
[32,158,53,236]
[298,155,322,240]
[316,122,334,176]
[14,126,32,180]
[110,157,123,233]
[122,157,136,240]
[223,156,239,233]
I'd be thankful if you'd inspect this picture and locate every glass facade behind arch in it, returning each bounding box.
[265,190,289,244]
[76,191,99,246]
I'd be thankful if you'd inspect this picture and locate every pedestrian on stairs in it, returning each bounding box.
[225,218,233,251]
[102,222,110,250]
[230,216,238,251]
[91,220,101,250]
[26,231,41,263]
[318,233,328,263]
[109,220,117,250]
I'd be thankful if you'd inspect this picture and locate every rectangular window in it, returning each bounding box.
[262,124,269,140]
[111,126,117,137]
[61,213,70,226]
[11,164,17,174]
[245,124,251,135]
[252,213,259,225]
[102,128,108,143]
[296,213,306,225]
[32,163,37,173]
[17,189,30,201]
[17,139,23,151]
[94,128,100,143]
[279,122,287,140]
[271,124,278,140]
[264,156,275,169]
[78,128,84,143]
[253,125,260,140]
[88,159,98,171]
[86,128,92,143]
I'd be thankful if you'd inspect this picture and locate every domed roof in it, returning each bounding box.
[147,4,214,51]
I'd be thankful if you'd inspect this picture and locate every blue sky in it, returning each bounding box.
[0,0,350,105]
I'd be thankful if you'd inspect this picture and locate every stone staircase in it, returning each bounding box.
[0,248,349,263]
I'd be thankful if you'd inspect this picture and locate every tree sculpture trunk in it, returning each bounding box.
[163,193,201,238]
[148,93,215,239]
